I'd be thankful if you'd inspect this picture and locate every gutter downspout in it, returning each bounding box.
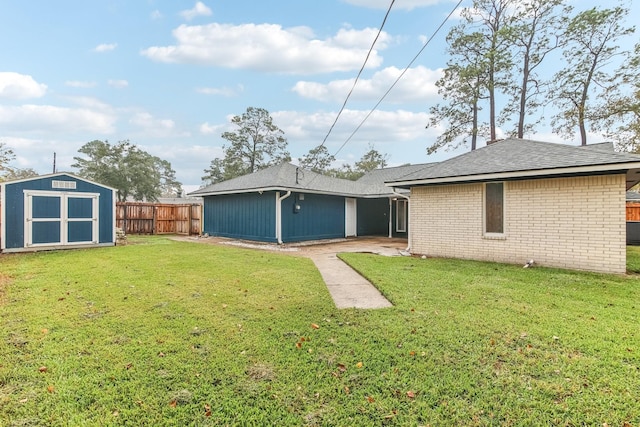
[276,191,292,244]
[392,189,411,252]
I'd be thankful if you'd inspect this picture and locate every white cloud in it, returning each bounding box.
[108,79,129,88]
[180,2,212,21]
[199,122,224,135]
[196,84,243,97]
[272,109,429,148]
[151,10,163,20]
[141,24,390,74]
[129,112,190,138]
[0,72,47,100]
[65,80,97,88]
[65,96,113,111]
[343,0,449,10]
[94,43,117,52]
[150,143,222,186]
[292,66,442,103]
[192,108,437,179]
[130,112,174,129]
[0,104,116,134]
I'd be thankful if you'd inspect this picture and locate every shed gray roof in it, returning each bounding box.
[189,162,398,198]
[388,138,640,189]
[0,172,118,191]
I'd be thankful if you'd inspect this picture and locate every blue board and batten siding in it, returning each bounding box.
[1,174,115,252]
[282,193,345,242]
[203,192,277,242]
[202,191,347,243]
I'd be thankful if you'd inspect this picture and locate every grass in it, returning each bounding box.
[0,236,639,426]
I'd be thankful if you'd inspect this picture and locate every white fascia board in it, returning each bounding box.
[193,187,284,196]
[387,162,640,187]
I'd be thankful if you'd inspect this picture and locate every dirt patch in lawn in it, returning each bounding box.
[0,273,12,305]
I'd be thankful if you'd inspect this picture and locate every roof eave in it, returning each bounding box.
[189,186,288,197]
[190,186,379,198]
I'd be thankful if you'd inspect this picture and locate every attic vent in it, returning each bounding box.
[52,180,77,190]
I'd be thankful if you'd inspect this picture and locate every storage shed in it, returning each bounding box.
[1,173,116,253]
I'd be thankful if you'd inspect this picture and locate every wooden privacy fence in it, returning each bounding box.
[627,203,640,221]
[116,202,202,235]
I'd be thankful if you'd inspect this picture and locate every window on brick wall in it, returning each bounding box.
[484,182,504,234]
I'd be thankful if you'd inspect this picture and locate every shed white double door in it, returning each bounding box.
[24,191,99,248]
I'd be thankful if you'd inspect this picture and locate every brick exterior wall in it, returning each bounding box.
[409,174,627,274]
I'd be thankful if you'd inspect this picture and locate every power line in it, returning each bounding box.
[331,0,465,159]
[317,0,396,150]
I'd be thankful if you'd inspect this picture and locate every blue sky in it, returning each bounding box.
[0,0,637,191]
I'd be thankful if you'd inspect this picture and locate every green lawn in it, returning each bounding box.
[1,236,639,426]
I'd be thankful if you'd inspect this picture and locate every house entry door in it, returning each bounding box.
[345,198,357,237]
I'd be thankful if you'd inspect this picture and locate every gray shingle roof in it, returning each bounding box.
[189,139,640,198]
[189,162,398,198]
[356,163,435,184]
[388,138,640,187]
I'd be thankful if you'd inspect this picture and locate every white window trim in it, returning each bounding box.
[483,182,506,239]
[395,199,407,233]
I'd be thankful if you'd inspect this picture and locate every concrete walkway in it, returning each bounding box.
[309,251,393,309]
[293,237,408,309]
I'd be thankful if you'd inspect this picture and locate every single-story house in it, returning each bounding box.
[1,173,116,253]
[189,162,427,243]
[387,138,640,274]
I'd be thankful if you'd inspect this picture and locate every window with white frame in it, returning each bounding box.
[396,199,407,232]
[484,182,504,234]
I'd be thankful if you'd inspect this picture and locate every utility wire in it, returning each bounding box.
[331,0,465,158]
[317,0,396,150]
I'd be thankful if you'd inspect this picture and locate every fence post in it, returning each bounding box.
[123,203,128,234]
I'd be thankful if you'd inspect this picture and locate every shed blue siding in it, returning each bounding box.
[357,198,389,236]
[281,192,345,242]
[2,174,114,250]
[203,192,277,242]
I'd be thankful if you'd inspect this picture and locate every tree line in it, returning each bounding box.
[0,140,182,203]
[201,106,389,186]
[3,104,391,199]
[428,0,639,153]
